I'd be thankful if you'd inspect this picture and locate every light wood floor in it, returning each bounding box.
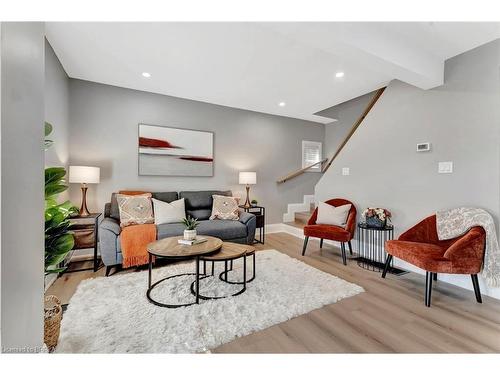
[47,232,500,353]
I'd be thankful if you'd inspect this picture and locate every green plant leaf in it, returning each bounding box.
[44,122,53,136]
[45,167,66,185]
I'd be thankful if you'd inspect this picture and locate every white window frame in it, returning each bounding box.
[302,140,323,172]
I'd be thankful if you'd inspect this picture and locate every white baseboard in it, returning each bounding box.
[265,223,341,248]
[282,194,315,222]
[265,223,500,300]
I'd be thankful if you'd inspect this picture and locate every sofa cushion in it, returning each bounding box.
[304,224,351,242]
[116,193,154,227]
[110,193,121,220]
[152,192,178,203]
[179,190,232,220]
[110,191,178,221]
[152,198,186,225]
[209,195,240,220]
[386,240,451,273]
[157,219,247,241]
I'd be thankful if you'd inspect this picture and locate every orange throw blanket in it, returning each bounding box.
[120,223,157,268]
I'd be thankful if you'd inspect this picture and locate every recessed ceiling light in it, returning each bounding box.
[142,72,151,78]
[279,102,286,107]
[335,72,345,78]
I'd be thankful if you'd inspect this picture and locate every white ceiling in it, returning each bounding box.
[46,22,500,124]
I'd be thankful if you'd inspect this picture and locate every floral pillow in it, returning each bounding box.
[116,193,154,227]
[209,195,240,220]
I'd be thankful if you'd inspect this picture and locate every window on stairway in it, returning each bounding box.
[302,140,322,172]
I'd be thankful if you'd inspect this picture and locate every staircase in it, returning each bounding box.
[284,201,315,229]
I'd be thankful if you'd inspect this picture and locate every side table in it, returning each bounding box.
[356,222,405,274]
[240,205,265,244]
[64,213,102,273]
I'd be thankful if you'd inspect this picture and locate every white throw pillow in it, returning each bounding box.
[152,198,186,225]
[316,202,351,227]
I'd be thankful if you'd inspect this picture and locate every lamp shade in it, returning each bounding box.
[239,171,256,185]
[69,166,100,184]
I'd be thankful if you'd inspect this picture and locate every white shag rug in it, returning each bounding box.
[56,249,363,353]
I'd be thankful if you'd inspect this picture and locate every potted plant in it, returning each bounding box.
[362,207,392,229]
[251,199,258,207]
[182,216,199,240]
[44,122,78,351]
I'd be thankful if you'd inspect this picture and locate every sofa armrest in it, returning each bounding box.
[238,210,256,244]
[239,210,256,225]
[100,217,121,235]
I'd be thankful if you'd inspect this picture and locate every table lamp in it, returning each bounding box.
[239,171,256,209]
[69,166,100,216]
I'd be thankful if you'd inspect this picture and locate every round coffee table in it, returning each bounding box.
[146,236,222,308]
[218,242,256,284]
[190,242,249,300]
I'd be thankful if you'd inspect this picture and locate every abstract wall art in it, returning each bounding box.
[138,123,214,176]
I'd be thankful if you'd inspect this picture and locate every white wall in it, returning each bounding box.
[67,79,325,224]
[1,22,45,352]
[316,40,500,299]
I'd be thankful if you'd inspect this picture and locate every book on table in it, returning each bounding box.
[177,237,208,246]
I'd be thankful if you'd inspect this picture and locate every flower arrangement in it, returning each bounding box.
[362,207,392,221]
[362,207,392,228]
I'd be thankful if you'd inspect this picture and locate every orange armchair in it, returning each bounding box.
[382,214,486,307]
[302,198,357,265]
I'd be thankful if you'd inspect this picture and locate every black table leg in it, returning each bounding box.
[148,253,152,289]
[195,256,200,304]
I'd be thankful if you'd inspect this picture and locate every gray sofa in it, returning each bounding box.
[99,190,256,271]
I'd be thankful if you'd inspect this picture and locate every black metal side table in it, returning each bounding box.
[356,222,404,274]
[64,213,102,273]
[240,205,265,244]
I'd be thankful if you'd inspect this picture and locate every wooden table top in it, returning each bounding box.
[147,236,222,258]
[201,242,255,261]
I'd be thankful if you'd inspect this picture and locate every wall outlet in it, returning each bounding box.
[416,142,431,152]
[342,167,350,176]
[438,161,453,174]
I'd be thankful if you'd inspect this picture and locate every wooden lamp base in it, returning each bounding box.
[79,184,91,216]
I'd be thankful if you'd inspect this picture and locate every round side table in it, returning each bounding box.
[146,236,222,308]
[357,222,394,272]
[190,242,249,300]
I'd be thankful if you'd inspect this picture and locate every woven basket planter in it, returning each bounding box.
[44,295,62,351]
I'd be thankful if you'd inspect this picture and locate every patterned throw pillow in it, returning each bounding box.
[116,193,154,227]
[209,195,240,220]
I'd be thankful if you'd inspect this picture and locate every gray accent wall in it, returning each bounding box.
[44,38,69,169]
[68,79,325,224]
[316,39,500,298]
[1,22,45,351]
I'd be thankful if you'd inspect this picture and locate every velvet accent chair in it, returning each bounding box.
[382,214,486,307]
[302,198,357,265]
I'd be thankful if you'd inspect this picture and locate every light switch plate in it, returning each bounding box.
[438,161,453,174]
[342,167,350,176]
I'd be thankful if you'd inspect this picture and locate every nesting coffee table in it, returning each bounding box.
[146,236,254,308]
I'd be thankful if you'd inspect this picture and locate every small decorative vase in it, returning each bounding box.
[366,216,386,229]
[183,229,197,241]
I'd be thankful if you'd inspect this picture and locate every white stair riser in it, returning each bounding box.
[283,194,315,222]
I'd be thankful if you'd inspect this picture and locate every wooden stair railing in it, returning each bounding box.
[321,86,386,173]
[276,86,386,183]
[276,158,328,184]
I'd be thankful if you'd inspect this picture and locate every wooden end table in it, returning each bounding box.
[146,236,222,308]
